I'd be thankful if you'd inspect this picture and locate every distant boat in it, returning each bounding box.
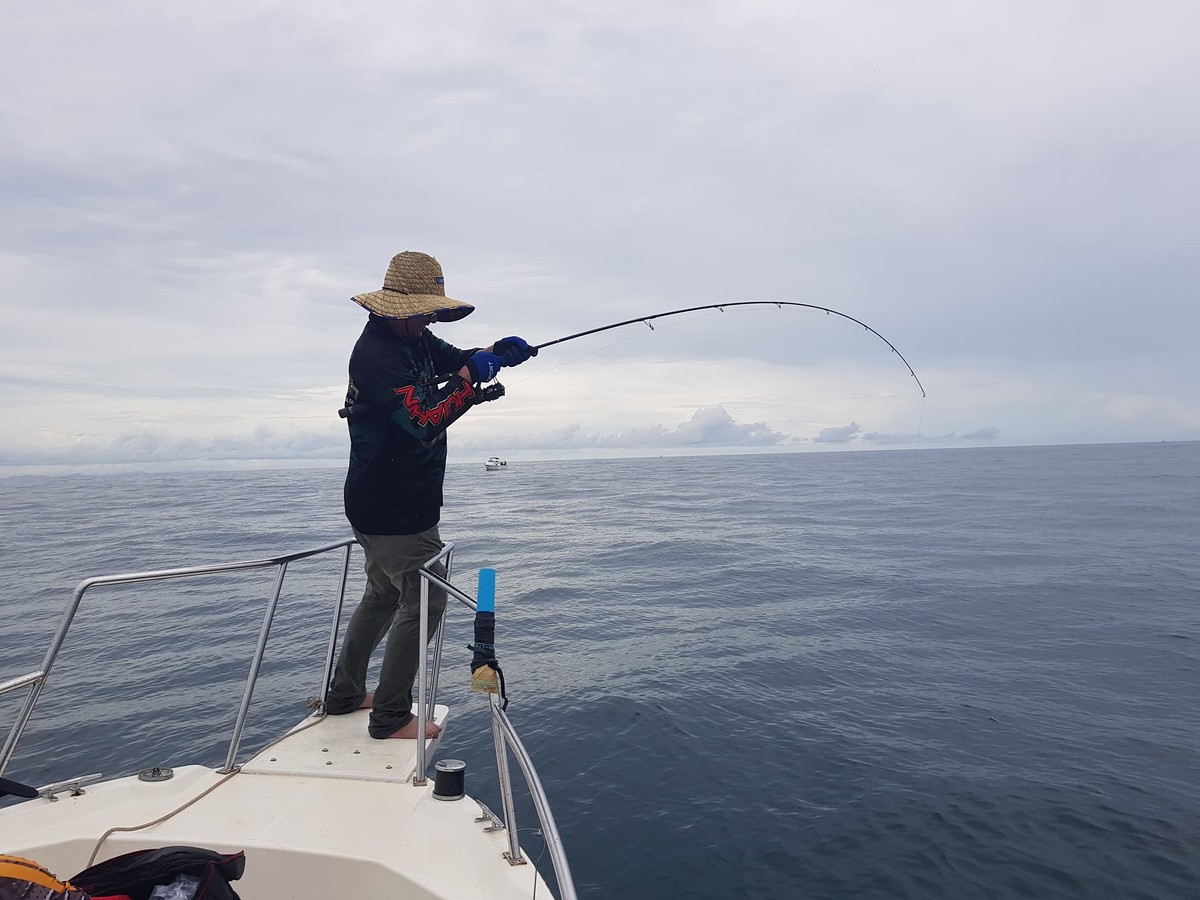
[484,457,508,472]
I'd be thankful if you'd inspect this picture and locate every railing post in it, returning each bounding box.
[2,539,358,782]
[220,561,289,773]
[493,706,578,899]
[413,544,457,785]
[490,695,525,864]
[316,544,355,713]
[0,578,90,780]
[413,569,431,785]
[0,678,45,781]
[426,547,453,722]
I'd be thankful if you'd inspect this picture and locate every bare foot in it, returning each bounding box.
[386,718,443,739]
[359,692,374,709]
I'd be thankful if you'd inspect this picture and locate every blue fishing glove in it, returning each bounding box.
[466,349,505,383]
[492,336,538,367]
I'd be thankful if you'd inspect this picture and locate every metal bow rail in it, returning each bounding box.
[0,539,576,900]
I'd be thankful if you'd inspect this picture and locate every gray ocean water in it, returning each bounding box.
[2,442,1198,899]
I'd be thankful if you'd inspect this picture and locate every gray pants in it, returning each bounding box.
[326,527,447,738]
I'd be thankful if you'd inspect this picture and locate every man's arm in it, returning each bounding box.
[386,375,478,439]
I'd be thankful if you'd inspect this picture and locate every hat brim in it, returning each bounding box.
[351,290,475,322]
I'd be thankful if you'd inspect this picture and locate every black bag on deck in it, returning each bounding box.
[71,846,245,900]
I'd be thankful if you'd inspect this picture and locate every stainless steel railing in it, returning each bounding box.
[414,553,577,898]
[0,538,359,779]
[0,538,577,900]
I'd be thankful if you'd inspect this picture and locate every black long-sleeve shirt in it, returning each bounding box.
[342,315,476,535]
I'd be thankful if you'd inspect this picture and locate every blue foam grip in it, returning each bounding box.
[477,568,496,613]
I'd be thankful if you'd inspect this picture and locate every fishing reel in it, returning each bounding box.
[476,381,506,403]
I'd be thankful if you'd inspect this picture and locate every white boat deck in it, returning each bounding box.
[1,708,550,900]
[243,704,445,782]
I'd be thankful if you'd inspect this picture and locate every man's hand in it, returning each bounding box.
[492,336,538,367]
[466,349,505,383]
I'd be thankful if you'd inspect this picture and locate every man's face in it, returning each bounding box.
[388,313,436,338]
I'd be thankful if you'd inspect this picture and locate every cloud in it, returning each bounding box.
[958,427,1001,442]
[861,426,1000,446]
[457,405,794,451]
[1102,393,1200,430]
[864,426,1005,446]
[0,405,794,472]
[813,422,860,444]
[0,426,345,469]
[861,431,926,446]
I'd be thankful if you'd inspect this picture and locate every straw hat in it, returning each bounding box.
[351,251,475,321]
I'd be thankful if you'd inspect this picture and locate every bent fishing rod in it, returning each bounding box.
[474,301,923,395]
[529,301,925,397]
[339,301,925,418]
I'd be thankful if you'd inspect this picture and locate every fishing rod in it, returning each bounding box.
[529,301,925,397]
[340,300,925,418]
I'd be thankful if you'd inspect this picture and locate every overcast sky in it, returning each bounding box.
[2,1,1197,474]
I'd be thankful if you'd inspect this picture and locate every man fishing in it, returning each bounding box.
[325,250,536,739]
